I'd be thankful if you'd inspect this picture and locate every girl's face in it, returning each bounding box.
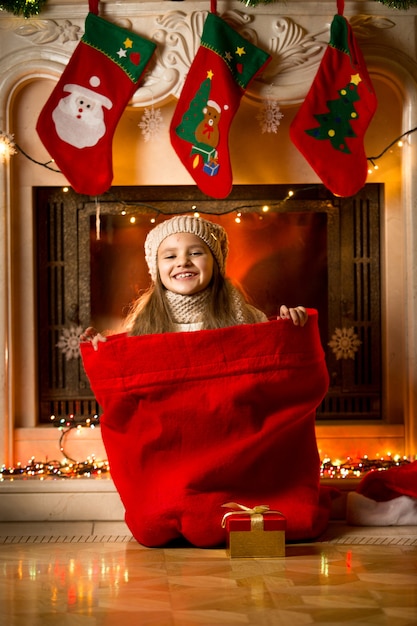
[157,232,214,295]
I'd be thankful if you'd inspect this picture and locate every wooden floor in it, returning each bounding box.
[1,521,416,625]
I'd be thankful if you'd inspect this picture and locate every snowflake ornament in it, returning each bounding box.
[56,325,83,361]
[328,327,362,360]
[139,106,164,142]
[257,92,284,134]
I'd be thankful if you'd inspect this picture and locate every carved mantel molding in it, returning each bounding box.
[0,4,399,107]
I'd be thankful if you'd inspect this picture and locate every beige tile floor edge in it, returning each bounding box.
[1,522,416,626]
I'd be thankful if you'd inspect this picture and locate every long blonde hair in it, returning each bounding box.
[124,262,258,336]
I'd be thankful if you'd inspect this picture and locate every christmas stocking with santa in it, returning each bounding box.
[36,0,156,196]
[170,10,271,199]
[290,0,377,197]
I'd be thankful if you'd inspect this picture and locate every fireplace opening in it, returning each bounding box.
[36,184,382,424]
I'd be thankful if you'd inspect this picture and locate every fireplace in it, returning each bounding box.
[1,1,416,465]
[35,183,383,428]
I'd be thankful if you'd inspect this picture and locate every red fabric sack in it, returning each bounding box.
[81,310,331,547]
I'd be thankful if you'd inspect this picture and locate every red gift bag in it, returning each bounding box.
[81,310,331,547]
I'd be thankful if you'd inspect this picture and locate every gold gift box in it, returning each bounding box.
[222,504,286,558]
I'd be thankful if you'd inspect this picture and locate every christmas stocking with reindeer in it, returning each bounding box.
[36,0,156,196]
[170,10,271,199]
[290,0,377,197]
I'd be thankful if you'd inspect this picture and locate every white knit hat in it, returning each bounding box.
[145,215,229,281]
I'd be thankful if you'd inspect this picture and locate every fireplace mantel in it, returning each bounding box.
[1,0,417,466]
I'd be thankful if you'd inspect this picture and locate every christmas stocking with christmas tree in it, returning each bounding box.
[170,10,271,199]
[36,0,156,196]
[289,0,377,197]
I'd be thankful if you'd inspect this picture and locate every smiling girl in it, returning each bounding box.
[82,215,307,346]
[80,216,328,548]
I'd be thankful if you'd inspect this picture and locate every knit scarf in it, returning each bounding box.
[164,286,260,325]
[165,289,211,324]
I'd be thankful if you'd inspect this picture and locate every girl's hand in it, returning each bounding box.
[80,327,107,351]
[279,305,308,327]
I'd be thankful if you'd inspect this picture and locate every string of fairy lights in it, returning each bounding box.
[1,127,415,172]
[0,126,416,227]
[320,454,412,479]
[0,412,412,480]
[0,414,110,480]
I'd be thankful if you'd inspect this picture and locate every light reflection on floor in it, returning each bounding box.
[0,524,417,625]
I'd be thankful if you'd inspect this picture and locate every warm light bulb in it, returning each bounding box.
[398,140,403,148]
[130,216,136,224]
[262,205,269,213]
[0,131,17,162]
